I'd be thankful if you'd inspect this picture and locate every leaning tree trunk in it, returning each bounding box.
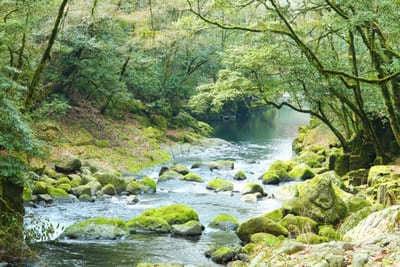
[24,0,69,109]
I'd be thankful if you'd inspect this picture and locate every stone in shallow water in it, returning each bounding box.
[209,214,239,231]
[61,217,127,240]
[171,220,203,236]
[237,216,288,242]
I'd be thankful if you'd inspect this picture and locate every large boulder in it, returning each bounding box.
[236,216,289,242]
[343,205,400,241]
[47,186,70,200]
[207,178,233,192]
[282,172,348,224]
[71,185,92,197]
[61,217,127,240]
[55,158,82,174]
[210,247,236,264]
[295,232,329,244]
[209,214,239,231]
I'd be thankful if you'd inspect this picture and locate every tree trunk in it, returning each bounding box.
[24,0,69,109]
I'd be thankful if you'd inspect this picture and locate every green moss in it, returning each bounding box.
[296,232,329,244]
[171,164,190,175]
[334,154,350,176]
[33,181,47,194]
[261,171,280,185]
[263,209,283,222]
[296,151,325,168]
[141,176,157,192]
[233,170,247,180]
[23,187,33,201]
[127,216,171,233]
[55,177,71,186]
[57,183,72,192]
[318,225,339,240]
[70,176,82,187]
[209,214,239,231]
[250,233,282,247]
[48,186,69,199]
[237,216,289,242]
[71,185,91,196]
[101,184,116,195]
[62,217,127,240]
[288,164,315,180]
[279,214,318,236]
[211,247,235,264]
[207,178,233,192]
[268,160,294,178]
[241,183,266,195]
[139,204,199,225]
[126,177,156,194]
[158,170,182,181]
[181,173,204,183]
[94,171,126,193]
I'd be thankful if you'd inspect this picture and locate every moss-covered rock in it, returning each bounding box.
[233,170,247,180]
[208,160,235,170]
[127,216,171,233]
[94,171,126,193]
[211,247,235,264]
[79,194,93,201]
[171,220,203,236]
[237,216,289,242]
[263,209,284,222]
[57,183,72,192]
[296,232,329,244]
[318,225,339,240]
[55,158,82,174]
[87,180,102,195]
[181,173,204,183]
[261,171,280,185]
[126,177,156,194]
[367,165,400,186]
[71,185,92,197]
[127,204,199,234]
[171,164,190,175]
[23,186,33,202]
[296,151,325,168]
[61,217,127,240]
[279,214,318,237]
[288,163,315,180]
[158,170,183,181]
[207,178,234,192]
[101,184,116,195]
[55,177,71,186]
[70,176,83,187]
[240,183,266,196]
[343,169,369,186]
[282,172,348,224]
[33,181,47,194]
[209,214,239,231]
[250,232,282,247]
[44,166,58,178]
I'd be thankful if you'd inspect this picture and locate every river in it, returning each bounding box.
[28,107,309,266]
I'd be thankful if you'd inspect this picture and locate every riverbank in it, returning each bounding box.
[221,120,400,266]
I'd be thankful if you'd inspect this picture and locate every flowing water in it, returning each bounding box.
[29,107,309,266]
